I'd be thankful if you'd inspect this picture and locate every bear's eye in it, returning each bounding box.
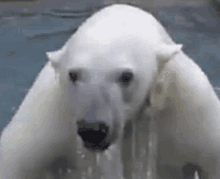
[118,71,133,86]
[69,72,78,83]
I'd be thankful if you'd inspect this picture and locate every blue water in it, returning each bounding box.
[0,4,220,131]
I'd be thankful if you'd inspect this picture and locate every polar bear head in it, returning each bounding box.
[46,4,182,152]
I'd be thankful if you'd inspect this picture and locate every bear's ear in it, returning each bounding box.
[46,45,67,70]
[157,44,183,72]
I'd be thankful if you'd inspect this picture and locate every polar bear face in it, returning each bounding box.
[46,4,182,152]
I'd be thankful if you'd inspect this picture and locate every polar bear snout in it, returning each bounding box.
[77,120,111,151]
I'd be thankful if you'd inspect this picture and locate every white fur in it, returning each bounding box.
[146,8,220,178]
[151,51,220,179]
[0,4,220,179]
[0,61,79,178]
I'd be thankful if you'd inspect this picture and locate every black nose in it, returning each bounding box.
[77,120,110,151]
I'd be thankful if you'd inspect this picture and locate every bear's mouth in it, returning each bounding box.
[77,122,111,152]
[78,130,111,152]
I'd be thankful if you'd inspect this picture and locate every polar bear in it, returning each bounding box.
[0,3,220,179]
